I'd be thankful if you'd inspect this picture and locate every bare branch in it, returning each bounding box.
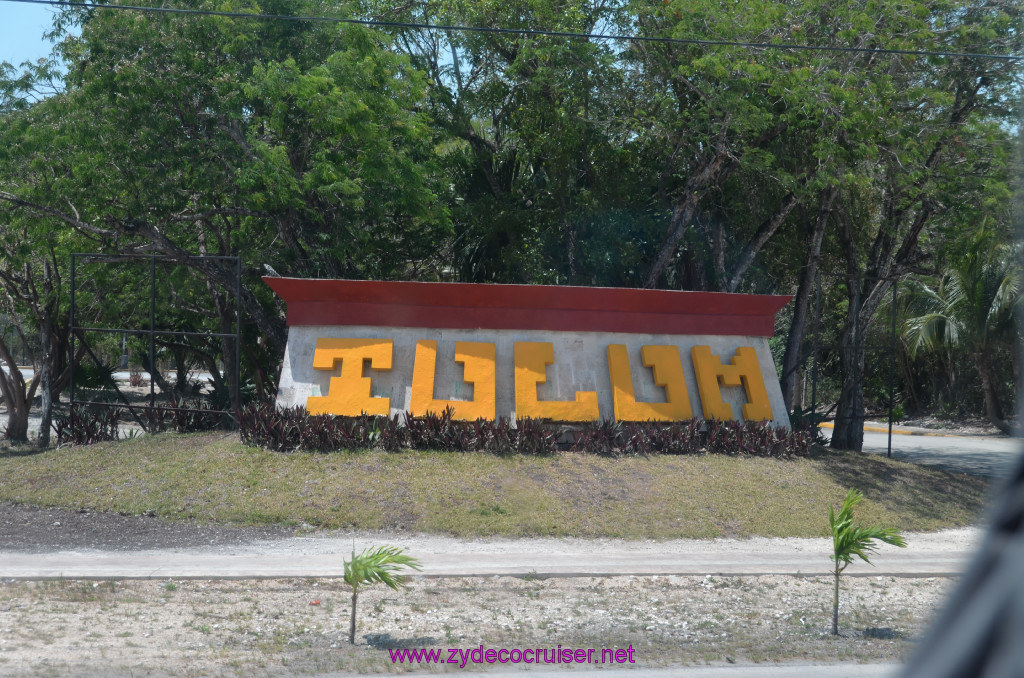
[0,191,116,238]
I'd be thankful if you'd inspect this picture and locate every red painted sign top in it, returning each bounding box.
[264,278,791,337]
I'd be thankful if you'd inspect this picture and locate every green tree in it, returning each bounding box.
[375,0,638,285]
[0,74,88,444]
[343,545,421,644]
[826,0,1022,451]
[829,489,906,636]
[903,228,1021,432]
[627,0,812,290]
[0,0,452,413]
[3,0,1020,437]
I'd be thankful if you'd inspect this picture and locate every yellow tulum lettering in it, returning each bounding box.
[691,345,773,421]
[307,338,393,416]
[607,344,693,421]
[411,340,497,420]
[514,342,599,421]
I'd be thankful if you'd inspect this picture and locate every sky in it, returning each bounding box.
[0,1,64,66]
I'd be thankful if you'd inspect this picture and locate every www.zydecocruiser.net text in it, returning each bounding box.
[389,644,637,667]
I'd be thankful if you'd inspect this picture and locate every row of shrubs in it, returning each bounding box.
[54,401,814,457]
[236,404,813,457]
[53,401,230,446]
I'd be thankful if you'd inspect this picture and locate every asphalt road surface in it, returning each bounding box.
[822,425,1021,478]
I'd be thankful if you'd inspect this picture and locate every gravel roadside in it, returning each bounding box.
[0,503,982,677]
[0,572,952,677]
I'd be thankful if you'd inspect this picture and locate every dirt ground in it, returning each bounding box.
[0,572,952,677]
[0,505,960,677]
[0,503,296,553]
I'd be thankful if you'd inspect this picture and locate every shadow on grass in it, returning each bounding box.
[364,633,441,650]
[815,448,992,527]
[0,443,48,458]
[863,626,907,640]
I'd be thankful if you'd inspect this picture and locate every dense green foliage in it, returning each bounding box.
[0,0,1020,445]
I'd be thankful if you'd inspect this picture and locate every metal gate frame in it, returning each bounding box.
[69,253,242,431]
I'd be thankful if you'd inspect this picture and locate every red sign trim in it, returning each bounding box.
[264,278,791,337]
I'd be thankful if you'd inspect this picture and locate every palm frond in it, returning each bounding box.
[344,545,423,591]
[829,489,906,571]
[902,228,1021,356]
[904,311,961,356]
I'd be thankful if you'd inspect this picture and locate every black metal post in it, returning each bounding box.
[234,256,242,425]
[888,279,897,458]
[811,271,821,423]
[69,254,76,411]
[149,255,156,418]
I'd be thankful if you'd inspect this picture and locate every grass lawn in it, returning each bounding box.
[0,432,991,538]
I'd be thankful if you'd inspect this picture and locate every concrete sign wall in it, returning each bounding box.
[265,279,792,428]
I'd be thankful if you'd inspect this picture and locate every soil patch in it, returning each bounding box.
[0,503,296,553]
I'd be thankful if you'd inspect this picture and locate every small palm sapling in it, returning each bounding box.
[829,489,906,635]
[343,545,422,644]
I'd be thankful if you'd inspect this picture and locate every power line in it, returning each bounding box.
[4,0,1021,62]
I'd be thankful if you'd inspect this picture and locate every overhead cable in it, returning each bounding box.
[3,0,1021,62]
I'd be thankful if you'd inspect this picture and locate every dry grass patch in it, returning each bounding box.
[0,433,991,538]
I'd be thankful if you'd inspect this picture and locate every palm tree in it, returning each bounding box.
[343,545,422,644]
[903,228,1021,432]
[829,489,906,635]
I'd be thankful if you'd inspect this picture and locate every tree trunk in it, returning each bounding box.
[37,315,54,448]
[134,222,288,352]
[349,589,358,644]
[36,260,56,447]
[781,187,837,412]
[644,123,789,289]
[725,191,801,293]
[0,337,30,443]
[141,352,174,394]
[1,406,28,442]
[51,335,82,398]
[830,201,897,452]
[644,150,732,289]
[792,366,804,411]
[831,316,867,451]
[831,209,867,452]
[832,567,841,635]
[0,383,29,442]
[171,346,191,395]
[976,353,1011,434]
[240,338,269,402]
[644,192,706,289]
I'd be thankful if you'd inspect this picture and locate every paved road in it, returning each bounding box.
[821,423,1021,478]
[0,528,980,580]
